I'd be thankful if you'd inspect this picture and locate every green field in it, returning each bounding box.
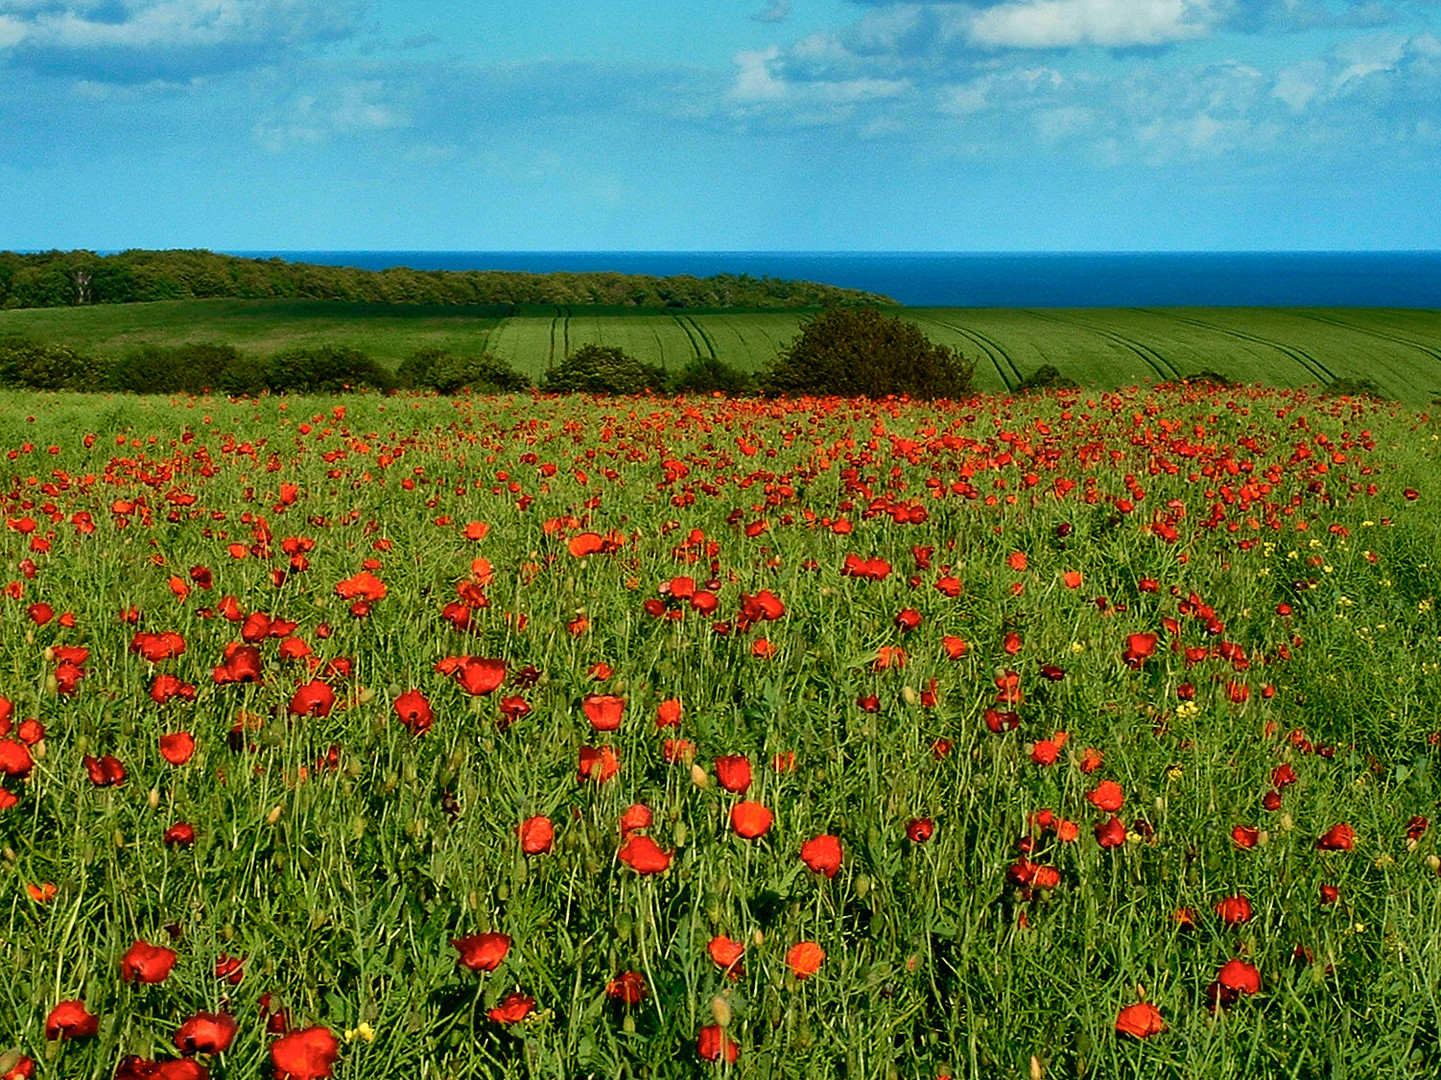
[3,299,1440,402]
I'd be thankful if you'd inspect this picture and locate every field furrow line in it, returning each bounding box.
[918,316,1020,390]
[685,316,719,360]
[670,314,705,361]
[1291,311,1441,364]
[1025,309,1180,382]
[1145,310,1334,384]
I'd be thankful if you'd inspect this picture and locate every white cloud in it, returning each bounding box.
[0,0,364,79]
[254,79,405,150]
[731,46,787,101]
[1272,57,1325,108]
[969,0,1212,49]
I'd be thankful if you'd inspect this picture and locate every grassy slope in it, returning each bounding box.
[2,300,1438,402]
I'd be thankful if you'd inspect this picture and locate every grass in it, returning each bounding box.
[0,384,1440,1078]
[4,300,1439,401]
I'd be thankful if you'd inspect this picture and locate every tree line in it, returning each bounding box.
[0,249,889,310]
[0,308,979,399]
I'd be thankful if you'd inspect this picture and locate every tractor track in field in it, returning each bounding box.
[921,316,1021,390]
[684,315,719,360]
[1025,309,1184,383]
[1139,309,1336,385]
[1290,311,1441,365]
[670,314,706,361]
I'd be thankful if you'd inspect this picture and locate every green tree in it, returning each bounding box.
[541,343,665,395]
[396,349,529,394]
[761,306,974,399]
[0,336,110,390]
[265,345,393,393]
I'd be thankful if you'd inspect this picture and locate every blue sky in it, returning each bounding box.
[0,0,1437,251]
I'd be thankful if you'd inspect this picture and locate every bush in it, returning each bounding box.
[541,343,665,395]
[264,345,393,394]
[1321,376,1390,401]
[760,306,974,399]
[109,343,246,394]
[396,349,530,394]
[0,336,110,391]
[1016,364,1079,393]
[671,355,754,396]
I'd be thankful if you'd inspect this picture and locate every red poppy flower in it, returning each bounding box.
[1214,895,1253,925]
[906,817,934,843]
[0,739,33,779]
[518,815,554,855]
[618,803,653,837]
[1086,779,1125,813]
[213,643,262,684]
[449,656,506,696]
[800,834,843,878]
[1122,632,1158,668]
[214,954,245,984]
[174,1012,238,1055]
[452,932,511,972]
[707,935,744,977]
[731,801,773,839]
[618,835,671,874]
[393,689,434,736]
[131,630,188,662]
[567,532,605,557]
[1231,825,1260,849]
[270,1026,340,1079]
[1029,738,1062,766]
[1319,883,1339,905]
[577,744,620,783]
[714,754,753,794]
[1316,823,1355,851]
[1115,1001,1165,1038]
[334,571,386,601]
[159,732,196,766]
[697,1025,739,1063]
[606,971,648,1005]
[787,941,825,979]
[924,633,963,664]
[655,698,682,728]
[583,693,625,732]
[895,608,922,633]
[164,822,196,847]
[121,938,178,983]
[0,1055,34,1079]
[287,680,335,718]
[1094,815,1126,848]
[1217,958,1261,995]
[45,999,99,1039]
[83,754,126,787]
[488,991,536,1025]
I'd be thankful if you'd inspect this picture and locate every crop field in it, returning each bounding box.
[0,383,1440,1080]
[5,300,1439,401]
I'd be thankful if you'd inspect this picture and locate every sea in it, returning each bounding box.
[229,251,1441,308]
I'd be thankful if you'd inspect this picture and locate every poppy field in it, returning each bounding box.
[1,382,1440,1080]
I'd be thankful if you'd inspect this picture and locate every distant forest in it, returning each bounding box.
[0,249,889,310]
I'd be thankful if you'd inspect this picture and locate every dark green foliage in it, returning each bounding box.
[109,343,246,394]
[671,354,755,395]
[0,336,109,390]
[396,349,529,394]
[1181,370,1234,388]
[761,306,975,399]
[265,345,394,393]
[1017,364,1080,393]
[0,249,890,310]
[541,343,666,395]
[1322,376,1391,401]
